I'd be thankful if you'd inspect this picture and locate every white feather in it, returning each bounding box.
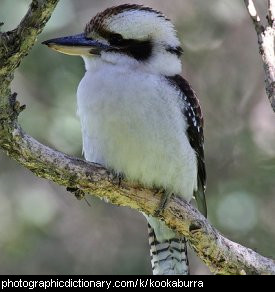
[77,56,197,202]
[104,10,180,47]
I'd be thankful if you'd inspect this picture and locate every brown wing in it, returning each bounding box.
[166,75,207,217]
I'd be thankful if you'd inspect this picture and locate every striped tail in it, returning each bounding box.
[146,216,189,275]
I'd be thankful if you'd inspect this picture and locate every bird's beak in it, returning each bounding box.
[42,33,110,56]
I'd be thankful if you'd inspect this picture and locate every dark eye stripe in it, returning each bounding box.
[107,38,153,61]
[109,33,124,45]
[96,30,180,61]
[123,39,153,61]
[166,46,183,57]
[94,30,152,61]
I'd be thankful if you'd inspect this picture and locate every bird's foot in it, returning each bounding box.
[66,187,85,201]
[9,92,26,117]
[110,170,125,187]
[154,190,172,217]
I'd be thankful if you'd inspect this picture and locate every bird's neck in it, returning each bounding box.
[82,53,182,76]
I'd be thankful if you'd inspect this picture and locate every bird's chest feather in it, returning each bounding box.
[77,62,197,199]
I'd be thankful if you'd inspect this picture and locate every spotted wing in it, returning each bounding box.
[166,75,207,217]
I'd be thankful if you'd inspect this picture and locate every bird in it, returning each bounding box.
[43,4,207,275]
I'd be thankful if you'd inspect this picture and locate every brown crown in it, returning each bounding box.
[84,4,168,37]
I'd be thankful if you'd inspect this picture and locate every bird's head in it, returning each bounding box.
[43,4,183,75]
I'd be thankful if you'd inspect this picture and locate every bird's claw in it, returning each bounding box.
[154,190,171,217]
[66,187,85,200]
[9,92,26,116]
[110,170,125,187]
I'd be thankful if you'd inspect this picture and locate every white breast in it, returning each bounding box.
[77,59,197,201]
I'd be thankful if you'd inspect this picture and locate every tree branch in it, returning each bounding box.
[0,0,275,275]
[0,0,59,96]
[244,0,275,112]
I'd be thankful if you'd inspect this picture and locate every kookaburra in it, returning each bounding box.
[43,4,207,275]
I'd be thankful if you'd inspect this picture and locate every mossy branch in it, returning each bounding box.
[0,0,275,275]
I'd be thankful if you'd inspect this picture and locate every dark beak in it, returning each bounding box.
[42,33,110,56]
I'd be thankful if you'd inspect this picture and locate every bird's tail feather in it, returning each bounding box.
[147,222,189,275]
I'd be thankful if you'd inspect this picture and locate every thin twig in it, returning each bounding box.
[244,0,264,33]
[244,0,275,111]
[268,0,275,26]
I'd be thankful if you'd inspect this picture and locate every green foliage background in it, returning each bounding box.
[0,0,274,274]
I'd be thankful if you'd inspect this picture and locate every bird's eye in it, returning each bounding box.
[109,33,124,45]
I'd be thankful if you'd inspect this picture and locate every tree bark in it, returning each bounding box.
[0,0,274,275]
[244,0,275,111]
